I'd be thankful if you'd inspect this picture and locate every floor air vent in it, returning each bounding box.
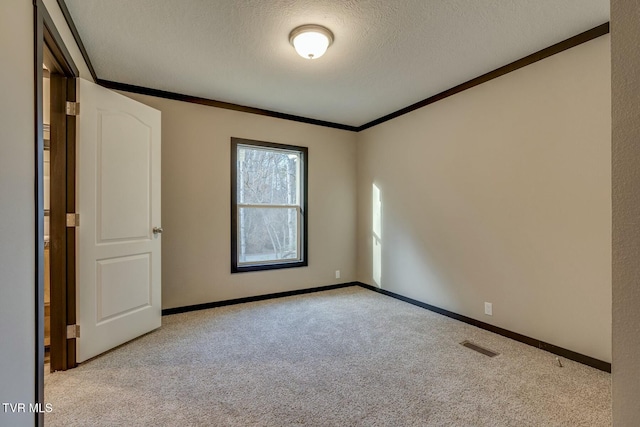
[460,340,499,357]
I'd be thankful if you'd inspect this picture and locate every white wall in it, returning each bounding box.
[611,0,640,424]
[0,1,36,425]
[116,92,358,309]
[356,35,612,362]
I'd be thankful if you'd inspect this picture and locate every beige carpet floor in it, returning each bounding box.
[44,286,611,426]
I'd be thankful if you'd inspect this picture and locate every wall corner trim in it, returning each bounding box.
[56,0,98,81]
[356,282,612,372]
[98,79,359,132]
[356,22,610,131]
[161,282,359,316]
[54,4,608,133]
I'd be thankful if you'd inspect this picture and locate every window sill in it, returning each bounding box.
[231,260,308,273]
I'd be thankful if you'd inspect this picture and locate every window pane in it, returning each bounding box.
[238,207,299,264]
[237,146,299,205]
[231,138,307,273]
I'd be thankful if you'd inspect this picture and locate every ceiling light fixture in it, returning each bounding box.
[289,24,334,60]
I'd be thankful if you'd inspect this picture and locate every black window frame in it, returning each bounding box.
[231,137,308,273]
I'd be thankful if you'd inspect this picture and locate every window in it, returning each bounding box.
[231,138,308,273]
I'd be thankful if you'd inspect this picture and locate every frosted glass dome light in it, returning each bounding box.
[289,25,334,59]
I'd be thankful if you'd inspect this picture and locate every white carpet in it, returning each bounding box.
[44,286,611,426]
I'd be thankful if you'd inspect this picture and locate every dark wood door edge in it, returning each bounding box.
[34,6,81,427]
[65,77,77,369]
[49,73,68,372]
[33,4,45,426]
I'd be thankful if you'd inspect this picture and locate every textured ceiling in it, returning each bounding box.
[63,0,609,127]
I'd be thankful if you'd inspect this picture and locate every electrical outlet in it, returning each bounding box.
[335,270,341,279]
[484,302,493,316]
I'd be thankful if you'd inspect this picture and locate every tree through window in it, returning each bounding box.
[231,138,308,272]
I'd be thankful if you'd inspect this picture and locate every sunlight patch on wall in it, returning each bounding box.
[373,183,382,287]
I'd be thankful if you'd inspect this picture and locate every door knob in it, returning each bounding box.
[153,227,163,235]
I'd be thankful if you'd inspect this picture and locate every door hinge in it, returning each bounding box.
[66,213,79,227]
[66,324,80,339]
[65,101,80,116]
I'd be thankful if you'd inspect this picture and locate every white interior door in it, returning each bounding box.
[77,78,161,362]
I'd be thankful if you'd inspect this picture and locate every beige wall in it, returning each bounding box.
[2,2,621,422]
[116,92,358,309]
[356,35,612,362]
[611,0,640,424]
[0,1,36,425]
